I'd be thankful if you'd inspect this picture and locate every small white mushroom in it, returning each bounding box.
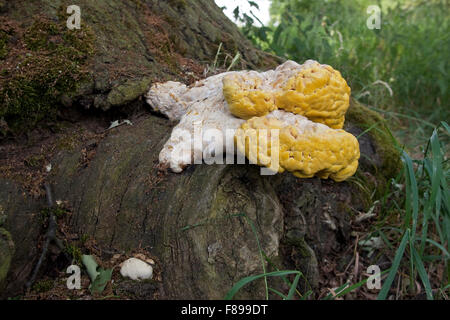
[120,258,153,281]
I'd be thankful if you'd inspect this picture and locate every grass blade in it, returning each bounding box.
[378,230,410,300]
[227,52,241,71]
[286,273,301,300]
[441,121,450,134]
[225,271,303,300]
[411,246,434,300]
[424,239,450,258]
[402,151,419,234]
[323,283,350,300]
[268,288,288,300]
[213,42,222,71]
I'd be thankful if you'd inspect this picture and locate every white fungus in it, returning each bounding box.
[120,258,153,281]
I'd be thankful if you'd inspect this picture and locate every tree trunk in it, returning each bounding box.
[0,0,399,299]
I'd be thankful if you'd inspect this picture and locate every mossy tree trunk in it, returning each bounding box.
[0,0,399,299]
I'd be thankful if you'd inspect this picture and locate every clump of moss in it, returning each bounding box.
[347,99,402,197]
[65,243,82,264]
[0,18,95,134]
[32,279,54,293]
[24,20,60,51]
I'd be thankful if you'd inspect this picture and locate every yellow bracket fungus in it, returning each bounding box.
[235,110,360,182]
[223,60,351,129]
[146,60,359,181]
[223,74,276,120]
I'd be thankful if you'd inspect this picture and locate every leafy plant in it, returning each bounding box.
[81,255,113,294]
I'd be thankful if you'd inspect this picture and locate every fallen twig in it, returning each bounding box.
[26,183,69,291]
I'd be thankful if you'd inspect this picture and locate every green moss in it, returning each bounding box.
[107,77,151,107]
[24,20,59,51]
[0,18,95,134]
[168,0,187,10]
[32,279,54,293]
[65,243,82,264]
[347,99,402,197]
[284,236,312,258]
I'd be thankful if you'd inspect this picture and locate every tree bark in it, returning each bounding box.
[0,0,399,299]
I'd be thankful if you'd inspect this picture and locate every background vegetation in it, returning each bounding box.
[226,0,449,300]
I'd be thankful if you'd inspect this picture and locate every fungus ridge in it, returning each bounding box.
[223,60,351,129]
[235,111,360,182]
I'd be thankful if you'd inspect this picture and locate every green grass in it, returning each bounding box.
[376,122,449,299]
